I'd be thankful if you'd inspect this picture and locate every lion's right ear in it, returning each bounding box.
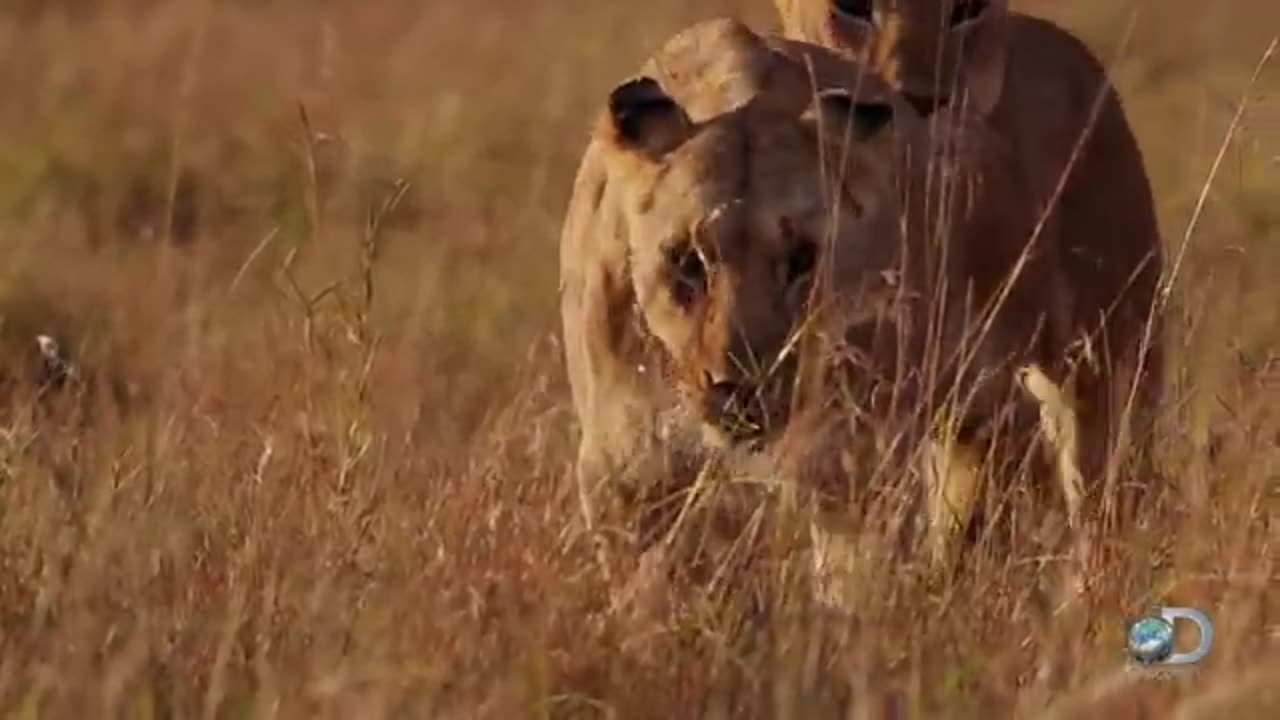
[605,76,693,158]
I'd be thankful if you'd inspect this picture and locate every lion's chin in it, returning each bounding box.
[700,423,733,450]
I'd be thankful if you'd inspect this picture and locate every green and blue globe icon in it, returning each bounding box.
[1128,616,1175,664]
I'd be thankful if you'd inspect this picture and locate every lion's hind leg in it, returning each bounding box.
[1017,362,1092,592]
[1016,365,1084,526]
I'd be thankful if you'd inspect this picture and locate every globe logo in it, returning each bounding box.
[1128,616,1175,664]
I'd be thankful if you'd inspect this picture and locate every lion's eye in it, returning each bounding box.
[832,0,874,24]
[786,240,818,286]
[949,0,988,27]
[667,244,707,306]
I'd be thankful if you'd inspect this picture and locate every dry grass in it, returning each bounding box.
[0,1,1276,717]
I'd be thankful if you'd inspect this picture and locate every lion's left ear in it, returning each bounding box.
[960,0,1009,116]
[805,88,896,144]
[605,76,694,158]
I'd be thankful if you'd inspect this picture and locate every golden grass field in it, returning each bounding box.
[0,1,1276,717]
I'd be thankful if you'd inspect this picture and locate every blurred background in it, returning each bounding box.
[0,1,1275,716]
[0,0,1275,422]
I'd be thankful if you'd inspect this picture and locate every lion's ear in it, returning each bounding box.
[960,0,1009,116]
[807,88,896,144]
[772,0,799,34]
[606,76,693,158]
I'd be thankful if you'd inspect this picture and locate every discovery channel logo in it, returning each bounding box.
[1127,607,1214,675]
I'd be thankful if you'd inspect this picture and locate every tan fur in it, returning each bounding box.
[774,0,1167,564]
[559,19,927,567]
[559,18,1089,609]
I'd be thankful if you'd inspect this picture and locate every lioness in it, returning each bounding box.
[773,0,1166,547]
[559,18,1071,607]
[559,19,921,578]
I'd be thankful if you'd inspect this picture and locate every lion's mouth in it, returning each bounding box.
[700,421,765,455]
[708,414,765,445]
[699,378,772,449]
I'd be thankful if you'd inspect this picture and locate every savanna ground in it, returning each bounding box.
[0,1,1275,717]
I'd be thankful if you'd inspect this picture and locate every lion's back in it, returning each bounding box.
[1002,13,1163,339]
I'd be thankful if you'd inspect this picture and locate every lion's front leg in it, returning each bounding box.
[793,432,862,613]
[922,429,985,570]
[809,518,861,612]
[573,432,666,580]
[575,435,676,626]
[574,438,623,584]
[576,410,714,614]
[771,412,900,615]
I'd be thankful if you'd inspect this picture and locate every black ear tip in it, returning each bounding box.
[607,76,689,152]
[608,76,672,117]
[853,100,894,136]
[815,88,856,114]
[817,89,895,140]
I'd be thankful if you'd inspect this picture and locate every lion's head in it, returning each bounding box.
[774,0,1010,116]
[588,70,915,449]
